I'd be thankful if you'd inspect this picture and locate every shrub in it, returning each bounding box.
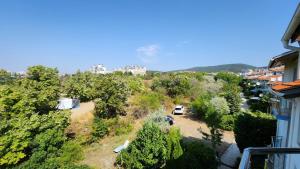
[191,94,211,119]
[234,112,276,152]
[165,141,217,169]
[126,76,145,94]
[203,105,223,149]
[146,109,170,131]
[220,115,235,131]
[132,92,163,119]
[91,117,108,141]
[165,128,183,161]
[215,72,242,84]
[115,119,134,136]
[151,74,191,97]
[248,94,271,113]
[116,122,168,169]
[210,96,230,114]
[58,141,84,163]
[222,83,241,114]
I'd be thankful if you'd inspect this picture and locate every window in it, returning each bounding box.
[293,67,297,81]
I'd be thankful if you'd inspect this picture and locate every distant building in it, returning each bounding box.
[89,64,108,74]
[116,65,146,76]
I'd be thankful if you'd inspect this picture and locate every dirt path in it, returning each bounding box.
[171,113,235,154]
[71,101,95,122]
[76,102,235,168]
[81,119,143,169]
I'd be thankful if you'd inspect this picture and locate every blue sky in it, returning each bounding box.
[0,0,299,73]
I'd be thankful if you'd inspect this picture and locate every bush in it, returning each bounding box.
[248,94,271,113]
[58,141,84,163]
[215,72,242,84]
[115,119,134,136]
[191,94,211,119]
[165,128,183,161]
[151,74,191,97]
[222,84,241,114]
[234,112,276,152]
[91,117,108,141]
[132,92,163,119]
[210,96,230,114]
[116,122,168,169]
[165,141,217,169]
[220,115,235,131]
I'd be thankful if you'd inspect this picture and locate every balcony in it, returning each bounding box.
[238,147,300,169]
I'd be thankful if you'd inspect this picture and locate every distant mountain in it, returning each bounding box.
[173,64,257,73]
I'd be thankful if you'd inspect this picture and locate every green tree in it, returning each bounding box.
[215,72,242,84]
[63,71,96,102]
[94,76,130,118]
[151,74,191,97]
[0,69,14,85]
[203,105,223,150]
[222,83,241,114]
[191,93,211,119]
[117,122,168,169]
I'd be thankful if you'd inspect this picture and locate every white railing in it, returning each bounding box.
[239,147,300,169]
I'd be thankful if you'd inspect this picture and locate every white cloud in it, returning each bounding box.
[136,44,160,63]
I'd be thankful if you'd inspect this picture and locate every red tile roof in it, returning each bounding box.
[272,80,300,92]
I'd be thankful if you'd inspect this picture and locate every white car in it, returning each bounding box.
[173,105,184,115]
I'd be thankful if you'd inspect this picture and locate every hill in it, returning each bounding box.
[174,64,257,73]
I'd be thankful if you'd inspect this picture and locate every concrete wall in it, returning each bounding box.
[285,97,300,169]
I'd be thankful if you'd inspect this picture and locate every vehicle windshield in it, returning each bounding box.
[175,108,182,110]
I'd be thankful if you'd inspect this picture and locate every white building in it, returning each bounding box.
[115,65,146,76]
[89,64,108,74]
[239,4,300,169]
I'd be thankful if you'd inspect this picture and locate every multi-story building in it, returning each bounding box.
[239,4,300,169]
[115,65,146,76]
[89,64,108,74]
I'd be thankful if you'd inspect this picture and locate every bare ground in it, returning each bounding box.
[73,102,235,169]
[171,113,234,154]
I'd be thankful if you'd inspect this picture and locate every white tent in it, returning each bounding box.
[57,98,79,110]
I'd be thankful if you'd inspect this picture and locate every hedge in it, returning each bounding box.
[234,112,276,152]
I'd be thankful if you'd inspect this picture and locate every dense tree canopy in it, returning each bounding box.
[151,74,191,97]
[0,66,86,168]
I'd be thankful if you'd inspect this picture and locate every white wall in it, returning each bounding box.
[285,97,300,169]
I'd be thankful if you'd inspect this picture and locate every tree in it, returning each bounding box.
[94,76,130,118]
[209,96,230,115]
[191,93,211,119]
[0,69,14,85]
[0,65,85,168]
[203,105,223,150]
[215,72,242,84]
[0,111,70,167]
[222,83,241,114]
[116,122,168,169]
[151,74,191,97]
[63,71,96,102]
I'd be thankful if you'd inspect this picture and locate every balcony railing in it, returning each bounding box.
[239,147,300,169]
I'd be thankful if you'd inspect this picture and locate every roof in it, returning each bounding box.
[282,3,300,43]
[257,76,270,81]
[272,80,300,92]
[268,51,298,68]
[271,80,300,98]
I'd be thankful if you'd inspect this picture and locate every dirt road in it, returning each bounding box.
[76,103,235,168]
[171,113,235,154]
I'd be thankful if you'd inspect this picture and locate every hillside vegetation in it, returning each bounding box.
[175,63,257,73]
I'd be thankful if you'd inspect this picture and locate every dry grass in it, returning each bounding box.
[67,102,95,139]
[80,118,143,169]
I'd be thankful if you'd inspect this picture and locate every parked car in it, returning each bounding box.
[165,115,175,125]
[172,105,184,115]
